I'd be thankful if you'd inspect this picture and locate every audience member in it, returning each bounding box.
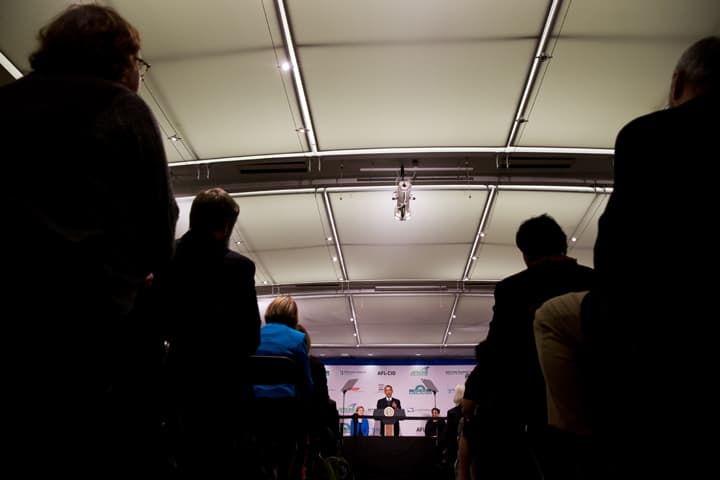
[376,385,403,436]
[350,406,370,437]
[254,295,313,479]
[1,4,178,476]
[444,384,465,474]
[154,187,260,478]
[297,324,339,460]
[479,214,594,479]
[535,36,720,479]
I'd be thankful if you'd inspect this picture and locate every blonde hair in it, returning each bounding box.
[264,295,298,327]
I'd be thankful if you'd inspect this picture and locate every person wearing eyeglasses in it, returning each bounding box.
[0,4,178,478]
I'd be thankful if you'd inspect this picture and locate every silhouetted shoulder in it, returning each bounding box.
[224,250,256,271]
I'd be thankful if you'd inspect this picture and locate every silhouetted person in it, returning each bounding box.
[478,214,594,479]
[155,187,260,478]
[535,36,720,480]
[1,4,178,477]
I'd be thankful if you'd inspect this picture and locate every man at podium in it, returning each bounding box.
[376,385,403,436]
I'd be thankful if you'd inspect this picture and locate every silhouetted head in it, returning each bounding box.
[516,214,567,264]
[30,4,143,91]
[669,36,720,107]
[189,188,239,243]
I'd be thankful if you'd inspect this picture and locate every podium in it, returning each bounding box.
[373,407,406,436]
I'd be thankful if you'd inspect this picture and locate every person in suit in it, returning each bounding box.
[1,4,178,477]
[350,406,370,437]
[154,187,261,478]
[478,214,595,479]
[377,385,403,436]
[534,36,720,479]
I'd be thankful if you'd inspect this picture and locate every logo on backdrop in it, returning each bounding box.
[377,370,396,376]
[409,385,433,395]
[410,367,429,376]
[340,369,367,376]
[340,402,357,415]
[445,369,471,376]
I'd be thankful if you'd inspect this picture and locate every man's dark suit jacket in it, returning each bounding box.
[376,397,403,436]
[582,92,719,477]
[158,229,261,405]
[485,256,595,428]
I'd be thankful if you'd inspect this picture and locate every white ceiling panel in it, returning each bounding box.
[344,244,469,281]
[330,190,489,244]
[230,193,340,284]
[140,53,306,159]
[518,0,720,148]
[295,296,355,344]
[330,189,487,280]
[298,42,534,150]
[290,0,547,150]
[354,295,454,344]
[289,0,548,43]
[114,0,281,58]
[253,247,342,284]
[125,0,304,159]
[448,295,494,345]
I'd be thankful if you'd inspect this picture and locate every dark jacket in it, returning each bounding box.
[582,93,719,477]
[159,230,261,403]
[485,256,595,427]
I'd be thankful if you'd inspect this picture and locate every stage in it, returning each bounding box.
[340,436,450,480]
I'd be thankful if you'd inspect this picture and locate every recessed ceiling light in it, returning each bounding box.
[280,61,292,71]
[571,237,577,242]
[332,256,338,262]
[327,236,333,241]
[263,280,268,285]
[471,256,477,261]
[341,353,349,357]
[479,232,486,237]
[350,317,354,322]
[367,353,374,356]
[415,353,422,356]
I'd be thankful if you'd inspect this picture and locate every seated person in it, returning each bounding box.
[424,407,446,439]
[349,406,370,437]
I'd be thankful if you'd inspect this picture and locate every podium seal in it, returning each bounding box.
[384,406,395,416]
